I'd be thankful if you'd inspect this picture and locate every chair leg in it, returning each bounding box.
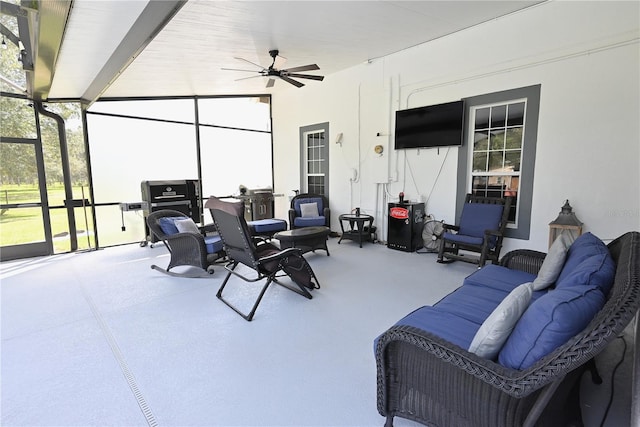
[151,264,214,278]
[216,262,237,299]
[215,262,273,321]
[384,416,394,427]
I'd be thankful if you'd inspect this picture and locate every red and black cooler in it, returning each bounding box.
[387,202,425,252]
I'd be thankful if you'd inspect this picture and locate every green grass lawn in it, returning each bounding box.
[0,183,96,252]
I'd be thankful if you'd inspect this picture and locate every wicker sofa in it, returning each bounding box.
[375,231,639,427]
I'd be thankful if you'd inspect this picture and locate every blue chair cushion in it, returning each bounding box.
[204,235,223,254]
[293,217,326,227]
[248,219,287,233]
[294,197,323,216]
[556,232,615,295]
[498,284,605,370]
[158,216,184,235]
[442,232,484,246]
[458,203,504,241]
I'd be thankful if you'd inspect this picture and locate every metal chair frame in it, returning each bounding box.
[211,208,320,321]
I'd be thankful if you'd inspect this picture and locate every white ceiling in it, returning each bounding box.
[43,0,543,102]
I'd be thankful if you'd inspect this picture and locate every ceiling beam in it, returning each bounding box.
[80,0,186,106]
[31,0,72,101]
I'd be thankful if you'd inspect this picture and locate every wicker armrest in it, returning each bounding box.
[500,249,547,275]
[164,232,207,252]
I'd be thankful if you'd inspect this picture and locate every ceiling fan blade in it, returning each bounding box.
[287,73,324,81]
[235,75,264,82]
[266,78,276,88]
[222,67,262,73]
[273,54,287,70]
[283,64,319,73]
[233,57,265,69]
[279,75,305,88]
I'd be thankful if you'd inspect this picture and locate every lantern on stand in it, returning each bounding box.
[549,200,583,248]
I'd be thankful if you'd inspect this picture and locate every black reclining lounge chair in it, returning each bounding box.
[210,207,320,321]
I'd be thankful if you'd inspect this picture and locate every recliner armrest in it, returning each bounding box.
[258,246,304,263]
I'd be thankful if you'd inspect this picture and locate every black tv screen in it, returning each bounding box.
[394,100,464,149]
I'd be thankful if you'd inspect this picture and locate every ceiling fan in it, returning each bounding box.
[222,50,324,88]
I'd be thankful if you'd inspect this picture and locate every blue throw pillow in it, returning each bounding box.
[158,216,183,235]
[498,285,605,370]
[556,233,609,284]
[295,198,323,216]
[555,250,615,295]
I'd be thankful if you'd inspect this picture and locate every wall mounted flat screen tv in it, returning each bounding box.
[394,100,464,149]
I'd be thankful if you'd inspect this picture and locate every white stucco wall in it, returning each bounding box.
[272,1,640,252]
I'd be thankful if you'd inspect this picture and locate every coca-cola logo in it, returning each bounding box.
[390,207,409,219]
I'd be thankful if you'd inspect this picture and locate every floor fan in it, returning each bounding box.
[420,217,444,253]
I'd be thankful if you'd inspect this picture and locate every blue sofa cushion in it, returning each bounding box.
[204,235,223,254]
[389,306,479,350]
[158,216,184,235]
[555,233,615,295]
[463,264,538,293]
[498,285,605,370]
[248,219,287,233]
[435,284,510,325]
[458,202,504,243]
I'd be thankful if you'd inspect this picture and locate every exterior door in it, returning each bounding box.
[0,96,53,260]
[300,122,329,198]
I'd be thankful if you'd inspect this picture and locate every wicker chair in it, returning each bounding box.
[146,209,224,278]
[289,193,330,229]
[437,194,513,266]
[376,231,639,427]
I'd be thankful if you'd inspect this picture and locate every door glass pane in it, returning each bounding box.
[0,96,37,138]
[303,130,326,195]
[0,143,46,246]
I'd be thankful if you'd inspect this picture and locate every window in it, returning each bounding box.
[470,101,525,224]
[299,122,329,198]
[457,85,540,240]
